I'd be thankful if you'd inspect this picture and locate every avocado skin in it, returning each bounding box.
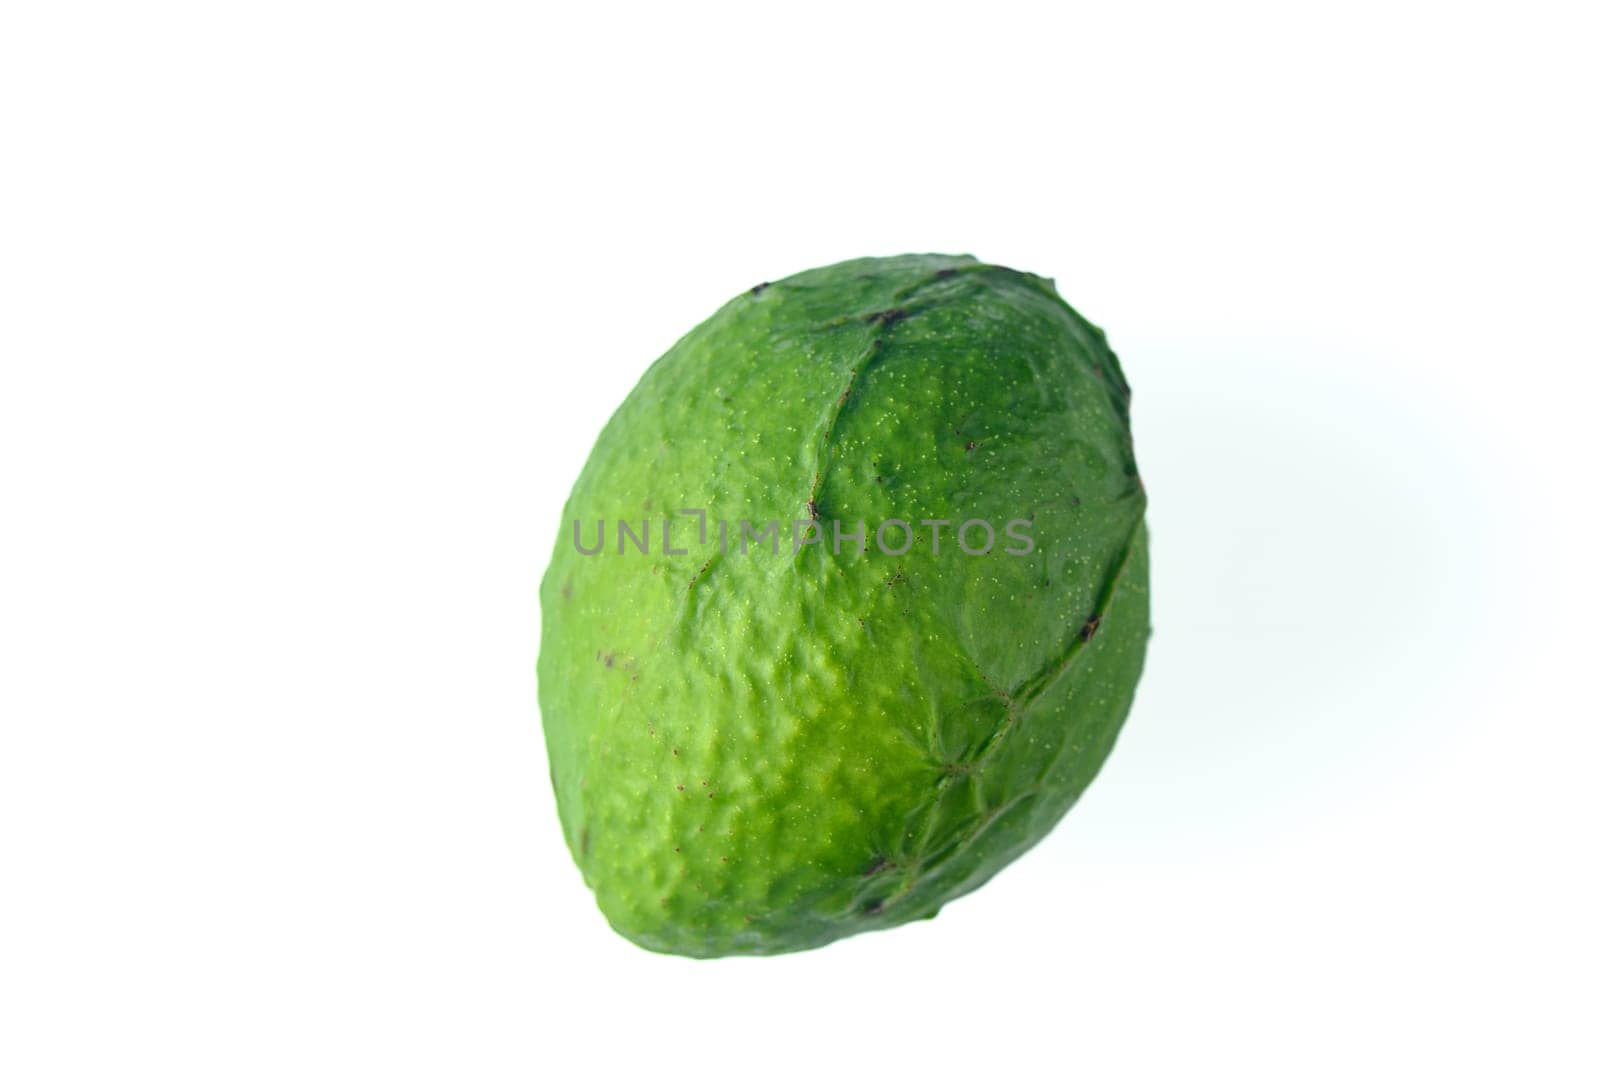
[539,254,1149,956]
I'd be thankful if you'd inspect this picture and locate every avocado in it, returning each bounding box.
[539,254,1149,956]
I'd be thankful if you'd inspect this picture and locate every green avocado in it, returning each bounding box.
[538,254,1149,956]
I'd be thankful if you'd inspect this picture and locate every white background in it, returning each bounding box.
[3,2,1597,1062]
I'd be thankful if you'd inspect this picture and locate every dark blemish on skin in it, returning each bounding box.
[934,268,958,279]
[867,307,907,326]
[864,855,895,876]
[965,440,977,451]
[807,498,820,522]
[750,281,769,295]
[707,792,716,799]
[672,748,679,757]
[1081,614,1102,642]
[580,827,590,856]
[864,899,885,916]
[560,580,572,599]
[603,653,615,669]
[676,784,685,791]
[720,856,729,863]
[857,617,867,630]
[885,569,906,588]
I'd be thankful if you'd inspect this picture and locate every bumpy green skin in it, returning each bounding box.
[538,255,1149,956]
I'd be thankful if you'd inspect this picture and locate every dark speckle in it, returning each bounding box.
[749,281,769,295]
[1081,614,1102,642]
[934,268,958,280]
[965,439,977,452]
[863,899,885,916]
[868,306,907,326]
[560,580,572,599]
[686,555,715,593]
